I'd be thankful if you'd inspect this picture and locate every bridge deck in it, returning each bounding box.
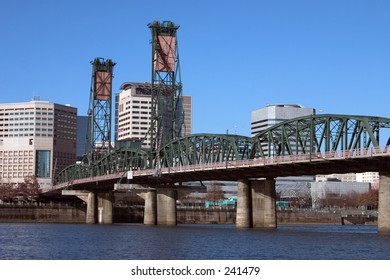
[52,147,390,191]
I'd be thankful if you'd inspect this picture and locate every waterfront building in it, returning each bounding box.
[315,172,379,189]
[311,181,370,208]
[0,100,77,191]
[316,173,357,183]
[116,82,192,148]
[356,172,380,189]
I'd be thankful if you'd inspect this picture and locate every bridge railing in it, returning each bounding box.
[154,146,390,175]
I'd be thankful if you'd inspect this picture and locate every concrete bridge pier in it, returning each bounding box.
[251,179,276,229]
[236,179,252,228]
[62,190,113,224]
[157,189,177,226]
[378,173,390,234]
[142,190,157,225]
[97,192,113,224]
[236,179,277,229]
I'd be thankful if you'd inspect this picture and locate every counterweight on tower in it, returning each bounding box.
[148,21,184,166]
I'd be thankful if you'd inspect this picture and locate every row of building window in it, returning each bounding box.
[0,111,54,116]
[0,172,34,179]
[125,100,151,105]
[1,117,54,121]
[5,128,53,132]
[1,165,33,171]
[0,151,34,157]
[119,110,151,119]
[0,134,53,137]
[119,131,148,137]
[0,158,33,164]
[1,122,53,127]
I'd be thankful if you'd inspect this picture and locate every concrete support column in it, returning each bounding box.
[144,190,157,225]
[85,192,97,224]
[157,189,177,226]
[236,179,252,228]
[251,179,276,229]
[378,173,390,234]
[97,192,113,224]
[62,190,97,224]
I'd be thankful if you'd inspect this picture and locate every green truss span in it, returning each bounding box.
[251,114,390,158]
[54,114,390,184]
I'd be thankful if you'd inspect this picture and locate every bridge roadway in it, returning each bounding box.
[54,147,390,233]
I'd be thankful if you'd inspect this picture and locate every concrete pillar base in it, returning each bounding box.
[62,190,96,224]
[251,179,276,229]
[236,179,252,228]
[378,173,390,234]
[97,192,113,224]
[157,189,177,226]
[144,190,157,225]
[236,179,276,229]
[62,190,113,224]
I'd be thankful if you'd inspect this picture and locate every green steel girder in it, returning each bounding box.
[251,114,390,158]
[54,148,149,185]
[54,163,90,185]
[159,134,252,168]
[91,148,149,176]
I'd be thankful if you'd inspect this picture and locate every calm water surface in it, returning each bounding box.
[0,223,389,260]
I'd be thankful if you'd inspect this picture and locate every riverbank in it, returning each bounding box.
[0,204,377,225]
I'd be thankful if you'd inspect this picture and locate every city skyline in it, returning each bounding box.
[1,0,389,136]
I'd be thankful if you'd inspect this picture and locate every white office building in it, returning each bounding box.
[116,82,192,149]
[0,100,77,191]
[251,104,315,137]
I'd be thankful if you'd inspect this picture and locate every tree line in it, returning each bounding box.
[0,176,41,204]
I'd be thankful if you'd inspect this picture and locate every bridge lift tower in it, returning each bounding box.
[86,57,116,164]
[148,21,184,168]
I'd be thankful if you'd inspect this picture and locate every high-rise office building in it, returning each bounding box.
[0,100,77,191]
[251,104,315,137]
[116,82,192,149]
[251,104,315,157]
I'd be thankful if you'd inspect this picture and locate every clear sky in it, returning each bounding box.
[1,0,389,136]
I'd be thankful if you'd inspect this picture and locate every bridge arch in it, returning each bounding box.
[251,114,390,158]
[159,133,252,168]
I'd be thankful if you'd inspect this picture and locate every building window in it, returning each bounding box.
[36,150,51,178]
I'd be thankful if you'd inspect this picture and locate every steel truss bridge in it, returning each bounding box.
[54,114,390,190]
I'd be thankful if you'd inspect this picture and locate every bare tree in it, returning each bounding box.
[204,181,225,205]
[16,176,41,201]
[0,182,17,203]
[357,189,378,210]
[0,176,42,203]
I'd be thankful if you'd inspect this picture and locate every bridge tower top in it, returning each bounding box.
[148,20,184,167]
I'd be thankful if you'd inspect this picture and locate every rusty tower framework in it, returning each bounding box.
[86,57,116,163]
[148,21,184,167]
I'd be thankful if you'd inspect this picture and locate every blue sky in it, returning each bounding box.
[1,0,389,136]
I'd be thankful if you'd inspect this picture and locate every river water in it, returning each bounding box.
[0,223,389,260]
